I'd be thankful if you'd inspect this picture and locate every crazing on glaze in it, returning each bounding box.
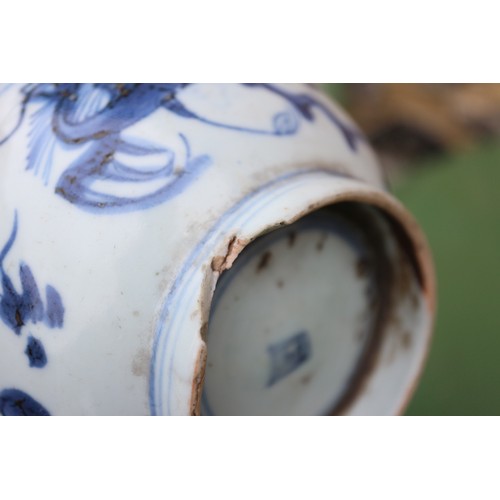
[0,83,364,415]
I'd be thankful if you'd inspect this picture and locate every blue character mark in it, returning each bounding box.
[0,212,65,367]
[0,388,50,416]
[266,330,312,387]
[0,84,364,214]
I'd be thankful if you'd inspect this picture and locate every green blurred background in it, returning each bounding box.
[323,84,500,415]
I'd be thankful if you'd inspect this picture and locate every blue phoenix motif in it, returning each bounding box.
[0,84,363,214]
[0,213,65,367]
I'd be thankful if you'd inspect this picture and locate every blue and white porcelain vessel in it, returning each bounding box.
[0,84,435,416]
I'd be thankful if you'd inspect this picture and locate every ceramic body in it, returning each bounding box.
[0,84,435,416]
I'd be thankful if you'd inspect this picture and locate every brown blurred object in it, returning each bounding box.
[345,84,500,176]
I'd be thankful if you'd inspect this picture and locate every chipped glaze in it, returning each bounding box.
[0,83,434,415]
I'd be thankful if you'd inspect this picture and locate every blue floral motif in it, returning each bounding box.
[0,388,50,416]
[0,213,65,367]
[0,84,364,214]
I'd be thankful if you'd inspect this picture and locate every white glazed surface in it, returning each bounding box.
[0,84,433,415]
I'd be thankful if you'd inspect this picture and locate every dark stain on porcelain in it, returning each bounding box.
[316,233,327,252]
[256,251,272,273]
[385,312,415,364]
[356,257,371,278]
[132,348,150,377]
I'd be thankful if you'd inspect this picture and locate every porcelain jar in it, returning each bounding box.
[0,84,435,415]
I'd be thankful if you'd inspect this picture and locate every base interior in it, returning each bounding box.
[201,203,426,416]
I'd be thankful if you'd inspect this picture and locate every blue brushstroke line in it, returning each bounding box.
[54,132,212,214]
[0,85,38,146]
[27,100,58,184]
[25,335,47,368]
[0,388,50,416]
[244,83,365,151]
[19,263,45,324]
[45,285,64,328]
[0,211,18,265]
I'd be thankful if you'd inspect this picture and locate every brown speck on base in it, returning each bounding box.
[256,251,272,273]
[316,233,327,252]
[356,258,370,278]
[131,349,149,377]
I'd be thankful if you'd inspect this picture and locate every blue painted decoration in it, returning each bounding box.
[25,335,48,368]
[245,83,363,150]
[266,330,312,387]
[0,213,65,366]
[0,84,363,214]
[0,388,50,416]
[44,285,65,329]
